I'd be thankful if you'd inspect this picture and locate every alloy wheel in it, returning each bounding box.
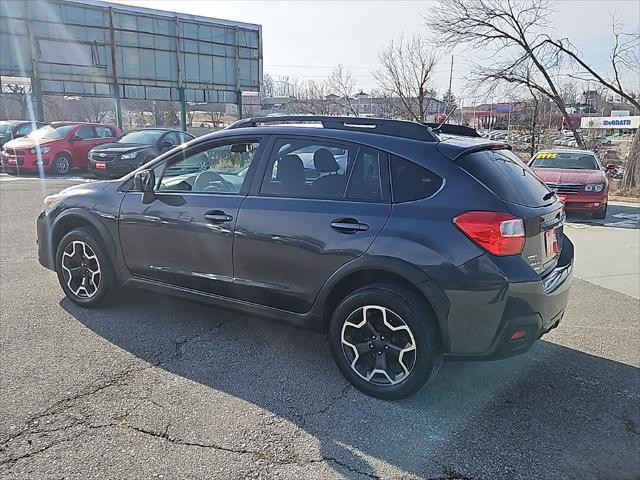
[56,156,70,174]
[341,305,417,386]
[61,241,101,298]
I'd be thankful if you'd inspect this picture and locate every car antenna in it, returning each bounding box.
[430,105,458,134]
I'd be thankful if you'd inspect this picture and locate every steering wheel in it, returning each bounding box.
[193,170,234,193]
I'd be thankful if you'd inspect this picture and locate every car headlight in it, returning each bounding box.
[29,146,50,155]
[121,151,138,160]
[585,184,604,192]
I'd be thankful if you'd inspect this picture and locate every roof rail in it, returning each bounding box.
[424,122,481,138]
[227,115,439,142]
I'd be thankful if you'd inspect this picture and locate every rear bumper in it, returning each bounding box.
[438,237,574,361]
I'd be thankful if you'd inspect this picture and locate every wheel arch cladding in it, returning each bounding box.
[319,267,447,350]
[52,211,115,266]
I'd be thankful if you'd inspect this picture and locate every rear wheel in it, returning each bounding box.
[55,228,118,307]
[328,284,442,400]
[53,153,71,175]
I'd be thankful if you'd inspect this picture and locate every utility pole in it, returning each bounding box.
[444,55,454,115]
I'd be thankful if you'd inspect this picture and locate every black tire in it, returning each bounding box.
[328,284,442,400]
[55,227,119,308]
[593,204,607,219]
[53,153,71,175]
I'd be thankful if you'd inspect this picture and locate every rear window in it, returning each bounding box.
[457,149,551,207]
[391,156,443,202]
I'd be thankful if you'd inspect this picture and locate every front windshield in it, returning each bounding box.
[0,122,16,135]
[530,152,599,170]
[117,130,164,145]
[29,125,74,140]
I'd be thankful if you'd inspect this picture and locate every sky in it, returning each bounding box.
[110,0,640,102]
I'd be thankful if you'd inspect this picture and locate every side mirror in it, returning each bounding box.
[133,169,155,192]
[70,134,83,141]
[231,143,253,153]
[606,164,616,170]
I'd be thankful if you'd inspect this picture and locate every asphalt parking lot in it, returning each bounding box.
[1,173,639,480]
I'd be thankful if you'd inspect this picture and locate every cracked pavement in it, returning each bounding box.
[1,176,639,479]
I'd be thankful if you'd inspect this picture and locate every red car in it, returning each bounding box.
[1,122,121,175]
[529,149,613,219]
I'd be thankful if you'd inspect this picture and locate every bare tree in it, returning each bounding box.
[326,64,358,116]
[373,34,439,122]
[1,83,31,119]
[524,89,544,157]
[263,73,275,98]
[427,0,587,148]
[79,96,112,123]
[285,80,337,115]
[544,13,640,111]
[204,110,225,128]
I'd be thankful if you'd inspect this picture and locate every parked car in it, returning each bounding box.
[529,149,614,219]
[1,122,120,174]
[87,128,194,178]
[0,120,44,149]
[37,116,573,399]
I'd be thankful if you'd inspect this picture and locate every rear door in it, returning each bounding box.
[456,149,564,275]
[232,136,392,313]
[94,126,117,147]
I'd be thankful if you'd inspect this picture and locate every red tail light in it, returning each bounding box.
[453,211,525,256]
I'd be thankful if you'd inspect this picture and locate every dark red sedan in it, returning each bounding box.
[529,149,613,219]
[1,122,120,175]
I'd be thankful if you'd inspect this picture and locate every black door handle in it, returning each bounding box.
[204,210,233,224]
[331,218,369,233]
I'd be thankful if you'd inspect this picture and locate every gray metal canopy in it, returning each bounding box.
[0,0,262,128]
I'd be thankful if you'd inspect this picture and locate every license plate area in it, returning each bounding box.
[545,228,559,258]
[95,162,106,169]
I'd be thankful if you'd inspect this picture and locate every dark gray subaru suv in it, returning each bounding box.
[37,116,573,399]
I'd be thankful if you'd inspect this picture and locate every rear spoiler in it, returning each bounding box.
[437,142,512,161]
[424,123,481,138]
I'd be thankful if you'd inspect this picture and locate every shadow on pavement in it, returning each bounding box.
[567,202,639,230]
[62,290,640,479]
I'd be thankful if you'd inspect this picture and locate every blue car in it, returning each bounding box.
[37,116,573,399]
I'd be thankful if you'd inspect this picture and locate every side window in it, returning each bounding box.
[391,155,443,202]
[177,132,192,144]
[95,126,114,138]
[260,139,356,199]
[162,132,179,146]
[346,148,388,202]
[158,140,260,194]
[75,126,95,140]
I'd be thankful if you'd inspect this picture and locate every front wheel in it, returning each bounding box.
[55,228,118,307]
[328,284,442,400]
[53,153,71,175]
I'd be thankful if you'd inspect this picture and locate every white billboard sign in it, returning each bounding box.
[581,116,640,129]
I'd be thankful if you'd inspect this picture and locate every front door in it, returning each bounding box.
[118,138,263,296]
[233,136,392,313]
